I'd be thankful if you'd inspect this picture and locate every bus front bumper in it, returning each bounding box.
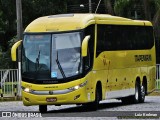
[22,86,89,106]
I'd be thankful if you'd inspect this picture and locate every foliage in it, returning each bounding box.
[0,11,5,31]
[0,0,160,68]
[0,37,18,69]
[113,0,160,35]
[0,0,68,51]
[0,0,67,69]
[104,0,114,15]
[153,0,160,26]
[22,0,67,28]
[114,0,131,17]
[0,0,16,32]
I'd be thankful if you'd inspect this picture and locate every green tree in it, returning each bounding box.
[0,0,16,51]
[104,0,114,15]
[114,0,146,19]
[153,0,160,28]
[22,0,67,28]
[0,0,68,69]
[142,0,151,20]
[114,0,160,34]
[114,0,160,22]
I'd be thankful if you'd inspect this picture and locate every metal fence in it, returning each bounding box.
[0,69,20,98]
[156,64,160,90]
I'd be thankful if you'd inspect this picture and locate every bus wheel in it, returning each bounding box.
[139,83,145,103]
[39,105,47,113]
[121,82,141,104]
[92,87,100,110]
[134,81,141,103]
[84,87,100,111]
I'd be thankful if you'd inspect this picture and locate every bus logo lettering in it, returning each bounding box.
[135,54,152,62]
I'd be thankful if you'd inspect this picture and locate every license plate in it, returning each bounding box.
[46,97,57,102]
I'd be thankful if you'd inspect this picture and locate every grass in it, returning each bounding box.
[1,82,18,94]
[153,79,160,96]
[0,82,21,101]
[0,96,22,102]
[149,91,160,96]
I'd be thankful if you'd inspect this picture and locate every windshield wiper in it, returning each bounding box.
[35,50,40,71]
[56,50,66,78]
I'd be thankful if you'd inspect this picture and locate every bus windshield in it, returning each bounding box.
[22,32,82,81]
[51,32,82,79]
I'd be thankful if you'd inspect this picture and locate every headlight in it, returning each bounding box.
[24,88,30,93]
[68,80,87,91]
[23,87,33,93]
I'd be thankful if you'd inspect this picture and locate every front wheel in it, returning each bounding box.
[92,87,100,110]
[83,87,100,111]
[39,105,47,113]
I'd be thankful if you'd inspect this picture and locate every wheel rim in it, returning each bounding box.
[141,85,145,100]
[135,85,139,100]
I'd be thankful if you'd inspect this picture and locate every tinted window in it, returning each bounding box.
[96,25,154,56]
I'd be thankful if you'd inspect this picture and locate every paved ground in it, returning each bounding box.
[0,96,160,120]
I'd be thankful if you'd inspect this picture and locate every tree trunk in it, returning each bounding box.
[153,8,160,38]
[142,0,151,20]
[104,0,114,15]
[153,8,160,26]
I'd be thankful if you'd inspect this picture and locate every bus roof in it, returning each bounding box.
[24,14,153,33]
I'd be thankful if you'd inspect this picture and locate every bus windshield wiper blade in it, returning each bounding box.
[56,50,66,78]
[36,50,40,71]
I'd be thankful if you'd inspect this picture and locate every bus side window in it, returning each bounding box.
[106,25,114,51]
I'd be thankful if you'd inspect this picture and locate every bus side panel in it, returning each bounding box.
[93,46,156,99]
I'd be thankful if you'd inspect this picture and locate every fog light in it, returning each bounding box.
[25,97,30,102]
[74,94,80,100]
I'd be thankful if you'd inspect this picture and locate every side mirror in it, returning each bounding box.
[11,40,22,61]
[81,35,90,57]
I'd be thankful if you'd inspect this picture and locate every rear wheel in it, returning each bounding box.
[139,83,145,103]
[39,105,47,113]
[134,82,141,103]
[121,81,141,104]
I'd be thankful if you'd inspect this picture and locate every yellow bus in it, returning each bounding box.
[11,14,156,113]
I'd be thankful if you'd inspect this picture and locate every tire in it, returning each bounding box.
[121,81,141,104]
[134,81,141,103]
[39,105,47,113]
[84,87,100,111]
[139,83,145,103]
[92,87,100,110]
